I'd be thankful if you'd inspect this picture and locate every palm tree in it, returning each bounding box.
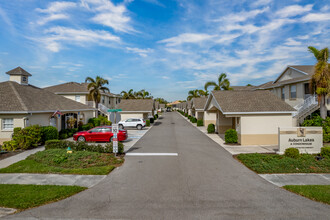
[85,76,110,117]
[137,89,151,99]
[204,73,232,91]
[187,89,201,101]
[308,46,330,119]
[198,89,209,97]
[121,89,136,99]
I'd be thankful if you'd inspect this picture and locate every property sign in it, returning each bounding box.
[278,127,323,154]
[112,124,118,154]
[108,109,122,112]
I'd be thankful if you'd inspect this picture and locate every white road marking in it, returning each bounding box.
[126,153,178,156]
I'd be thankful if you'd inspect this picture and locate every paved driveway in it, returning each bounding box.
[7,112,330,219]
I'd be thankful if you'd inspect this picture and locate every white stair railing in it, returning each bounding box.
[293,95,318,118]
[98,103,110,114]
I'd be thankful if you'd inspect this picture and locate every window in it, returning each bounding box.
[22,76,27,82]
[281,87,285,100]
[2,118,13,130]
[290,85,296,99]
[75,95,80,102]
[102,97,105,104]
[304,83,310,95]
[109,99,111,104]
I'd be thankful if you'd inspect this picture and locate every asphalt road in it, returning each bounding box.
[7,112,330,219]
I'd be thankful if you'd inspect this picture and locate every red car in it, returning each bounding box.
[73,126,128,142]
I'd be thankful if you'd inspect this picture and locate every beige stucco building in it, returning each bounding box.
[191,97,207,120]
[118,99,154,121]
[0,67,95,144]
[204,90,295,145]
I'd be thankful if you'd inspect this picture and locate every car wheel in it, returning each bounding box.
[119,124,124,129]
[109,137,113,143]
[77,136,85,142]
[137,124,142,130]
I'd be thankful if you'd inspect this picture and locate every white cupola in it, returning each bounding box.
[6,66,31,85]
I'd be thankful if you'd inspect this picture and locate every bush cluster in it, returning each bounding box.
[59,128,78,139]
[302,115,330,142]
[178,110,185,115]
[146,119,150,127]
[284,148,300,159]
[45,140,124,154]
[88,115,112,128]
[185,113,188,117]
[190,117,197,123]
[41,126,59,143]
[321,146,330,158]
[197,119,203,126]
[225,129,238,143]
[207,124,215,133]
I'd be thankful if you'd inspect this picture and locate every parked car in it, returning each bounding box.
[118,118,146,130]
[73,126,127,142]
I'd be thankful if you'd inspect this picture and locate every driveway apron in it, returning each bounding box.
[6,112,330,220]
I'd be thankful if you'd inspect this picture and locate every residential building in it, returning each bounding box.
[204,90,295,145]
[191,97,207,120]
[118,99,154,121]
[0,67,95,144]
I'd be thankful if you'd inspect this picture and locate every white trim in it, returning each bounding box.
[289,66,310,75]
[223,111,296,115]
[0,109,95,114]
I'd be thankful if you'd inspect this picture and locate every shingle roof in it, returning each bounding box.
[231,86,256,91]
[186,101,192,109]
[211,90,295,113]
[44,82,117,96]
[192,97,207,110]
[262,75,310,89]
[254,81,274,90]
[118,99,154,112]
[290,65,315,75]
[6,67,32,76]
[0,81,95,112]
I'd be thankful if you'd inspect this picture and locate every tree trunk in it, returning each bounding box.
[320,94,327,119]
[95,102,99,117]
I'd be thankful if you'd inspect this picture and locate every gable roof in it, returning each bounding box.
[0,81,95,113]
[191,97,207,110]
[6,67,32,76]
[44,82,118,96]
[207,90,295,114]
[118,99,154,112]
[273,65,314,84]
[231,86,256,91]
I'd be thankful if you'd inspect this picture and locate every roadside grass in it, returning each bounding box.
[0,184,86,209]
[0,149,124,175]
[236,153,330,174]
[283,185,330,205]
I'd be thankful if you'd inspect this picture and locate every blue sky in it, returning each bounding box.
[0,0,329,101]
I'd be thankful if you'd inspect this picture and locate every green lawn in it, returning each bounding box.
[236,153,330,174]
[283,185,330,205]
[0,149,124,175]
[0,184,86,209]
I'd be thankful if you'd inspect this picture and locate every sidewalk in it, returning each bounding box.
[0,173,107,188]
[259,174,330,187]
[0,146,45,169]
[178,113,277,155]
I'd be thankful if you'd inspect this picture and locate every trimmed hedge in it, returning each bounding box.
[197,119,203,126]
[12,125,42,150]
[146,120,150,126]
[185,113,188,117]
[45,140,124,154]
[225,129,238,143]
[321,146,330,158]
[41,126,59,144]
[284,148,300,159]
[191,117,197,123]
[207,124,215,133]
[59,128,78,140]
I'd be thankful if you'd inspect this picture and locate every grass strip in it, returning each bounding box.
[283,185,330,205]
[236,153,330,174]
[0,149,123,175]
[0,184,86,209]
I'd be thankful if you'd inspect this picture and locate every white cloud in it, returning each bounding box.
[36,1,76,25]
[217,7,269,23]
[162,76,170,79]
[301,13,330,22]
[41,26,120,52]
[284,38,301,46]
[81,0,134,33]
[126,47,153,57]
[159,33,215,46]
[251,0,272,7]
[275,4,313,18]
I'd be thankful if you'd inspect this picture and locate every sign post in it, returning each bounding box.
[112,124,119,156]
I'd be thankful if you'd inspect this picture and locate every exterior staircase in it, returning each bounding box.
[293,95,319,125]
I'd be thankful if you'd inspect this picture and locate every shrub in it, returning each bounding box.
[12,125,42,150]
[197,119,203,126]
[284,148,300,159]
[149,117,154,123]
[2,140,18,151]
[185,113,188,117]
[98,115,112,126]
[59,128,78,140]
[321,146,330,158]
[45,140,124,154]
[41,126,59,143]
[207,124,215,133]
[191,117,197,123]
[146,120,150,126]
[88,117,101,127]
[82,123,94,131]
[225,129,238,143]
[188,115,192,120]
